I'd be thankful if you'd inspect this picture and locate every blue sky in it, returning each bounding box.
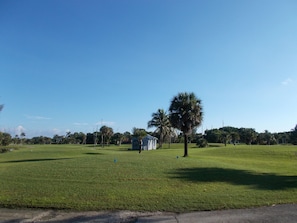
[1,0,297,138]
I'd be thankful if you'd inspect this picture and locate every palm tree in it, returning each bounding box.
[147,109,171,148]
[100,126,114,147]
[169,92,203,157]
[230,132,240,144]
[20,132,26,145]
[220,131,231,146]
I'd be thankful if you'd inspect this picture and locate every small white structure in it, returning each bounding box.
[132,134,158,151]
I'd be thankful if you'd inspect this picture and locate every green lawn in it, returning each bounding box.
[0,143,297,212]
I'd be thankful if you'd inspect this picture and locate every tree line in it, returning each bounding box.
[1,95,297,154]
[204,126,296,145]
[145,93,297,154]
[2,124,296,147]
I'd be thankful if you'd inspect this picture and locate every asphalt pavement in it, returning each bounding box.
[0,204,297,223]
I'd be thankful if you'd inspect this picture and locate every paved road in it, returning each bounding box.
[0,204,297,222]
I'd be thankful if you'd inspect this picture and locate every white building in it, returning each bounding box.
[132,134,158,151]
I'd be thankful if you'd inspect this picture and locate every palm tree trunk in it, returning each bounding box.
[159,133,163,148]
[183,134,188,157]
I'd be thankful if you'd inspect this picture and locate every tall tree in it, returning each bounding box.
[112,132,124,145]
[53,134,63,144]
[20,132,26,144]
[230,131,240,144]
[277,132,290,144]
[239,128,257,145]
[169,92,203,157]
[204,129,222,143]
[167,127,178,147]
[100,126,113,146]
[123,131,132,144]
[290,124,297,145]
[147,109,170,148]
[220,131,231,146]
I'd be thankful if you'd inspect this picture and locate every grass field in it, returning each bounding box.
[0,143,297,212]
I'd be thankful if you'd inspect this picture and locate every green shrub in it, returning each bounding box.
[196,137,208,148]
[0,132,12,146]
[0,148,10,153]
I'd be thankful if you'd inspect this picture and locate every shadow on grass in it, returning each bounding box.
[85,145,103,148]
[1,158,71,163]
[208,144,224,147]
[168,167,297,190]
[84,152,104,155]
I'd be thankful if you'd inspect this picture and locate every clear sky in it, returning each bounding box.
[1,0,297,138]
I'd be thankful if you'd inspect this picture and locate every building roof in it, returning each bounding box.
[143,134,158,140]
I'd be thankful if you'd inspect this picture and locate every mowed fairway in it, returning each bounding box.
[0,144,297,212]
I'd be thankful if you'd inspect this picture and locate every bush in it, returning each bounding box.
[196,138,208,148]
[0,132,12,146]
[0,148,10,153]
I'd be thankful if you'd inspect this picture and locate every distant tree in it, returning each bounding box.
[20,132,26,144]
[13,135,20,144]
[257,130,276,145]
[290,125,297,145]
[112,132,124,145]
[52,134,64,144]
[105,127,113,146]
[132,127,147,139]
[230,132,240,144]
[57,132,87,144]
[71,132,86,144]
[78,132,86,144]
[277,132,290,144]
[219,126,234,133]
[64,131,75,144]
[264,130,275,145]
[147,108,171,148]
[100,126,113,146]
[204,129,222,143]
[123,131,132,144]
[93,131,99,146]
[86,133,95,144]
[30,136,52,144]
[0,132,11,146]
[239,128,257,145]
[31,136,44,144]
[169,92,203,157]
[220,131,231,146]
[188,127,198,143]
[169,128,179,144]
[217,127,239,145]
